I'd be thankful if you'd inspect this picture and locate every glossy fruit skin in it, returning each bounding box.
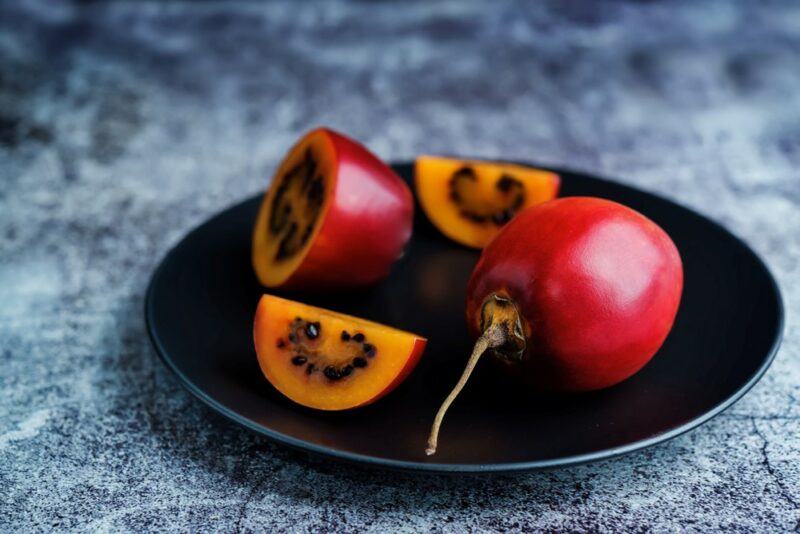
[466,197,683,392]
[280,128,413,289]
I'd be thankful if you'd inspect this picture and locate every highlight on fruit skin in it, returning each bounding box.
[426,197,683,455]
[415,156,560,249]
[252,127,414,290]
[254,294,427,411]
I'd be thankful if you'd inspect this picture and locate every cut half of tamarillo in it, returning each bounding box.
[252,128,413,290]
[254,294,427,410]
[415,156,560,248]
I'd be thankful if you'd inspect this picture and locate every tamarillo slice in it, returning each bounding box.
[425,197,683,455]
[254,294,427,410]
[415,156,560,249]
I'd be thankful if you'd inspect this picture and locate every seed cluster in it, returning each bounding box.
[269,149,326,261]
[448,166,525,226]
[276,319,378,381]
[330,330,378,380]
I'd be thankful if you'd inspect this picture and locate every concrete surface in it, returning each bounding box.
[1,1,798,531]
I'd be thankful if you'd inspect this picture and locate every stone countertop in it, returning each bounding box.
[1,1,798,531]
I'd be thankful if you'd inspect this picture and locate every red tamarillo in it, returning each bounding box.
[427,197,683,455]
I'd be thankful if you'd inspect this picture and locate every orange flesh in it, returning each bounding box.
[415,156,560,248]
[252,130,337,287]
[254,295,427,410]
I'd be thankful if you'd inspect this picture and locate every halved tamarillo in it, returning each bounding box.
[252,128,413,290]
[415,156,560,248]
[254,294,427,410]
[426,197,683,455]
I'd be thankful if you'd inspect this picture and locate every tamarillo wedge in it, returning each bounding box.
[426,197,683,454]
[415,156,560,248]
[252,128,413,290]
[254,294,427,410]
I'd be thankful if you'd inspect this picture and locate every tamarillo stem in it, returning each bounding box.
[425,325,508,456]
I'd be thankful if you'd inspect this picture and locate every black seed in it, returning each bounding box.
[305,322,320,339]
[300,224,314,244]
[340,331,350,341]
[288,332,297,343]
[340,365,353,377]
[306,363,316,375]
[449,167,477,206]
[268,165,299,233]
[295,317,302,321]
[276,339,286,349]
[324,366,341,380]
[300,151,317,191]
[491,209,513,226]
[285,161,306,183]
[275,222,298,260]
[496,174,521,193]
[363,343,376,358]
[352,333,365,343]
[308,178,324,202]
[353,357,368,368]
[461,211,487,223]
[269,200,290,234]
[451,166,477,182]
[304,149,317,168]
[291,355,307,366]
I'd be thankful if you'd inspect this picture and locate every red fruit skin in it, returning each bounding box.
[466,197,683,392]
[282,129,414,289]
[357,337,428,408]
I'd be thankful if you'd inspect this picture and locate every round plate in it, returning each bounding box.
[145,162,783,473]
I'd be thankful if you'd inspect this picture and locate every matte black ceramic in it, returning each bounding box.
[145,162,783,473]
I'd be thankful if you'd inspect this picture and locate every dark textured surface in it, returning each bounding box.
[1,1,798,531]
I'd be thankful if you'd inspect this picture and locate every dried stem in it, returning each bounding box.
[425,326,507,456]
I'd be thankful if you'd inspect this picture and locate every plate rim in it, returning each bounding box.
[144,162,785,474]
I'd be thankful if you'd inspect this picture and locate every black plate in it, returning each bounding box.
[145,162,783,473]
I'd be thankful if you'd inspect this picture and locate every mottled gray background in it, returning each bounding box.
[1,1,798,532]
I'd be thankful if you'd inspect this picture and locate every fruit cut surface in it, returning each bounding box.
[415,156,560,248]
[254,295,427,410]
[252,130,336,287]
